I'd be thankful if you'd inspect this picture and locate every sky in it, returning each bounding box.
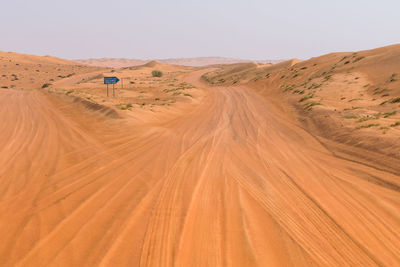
[1,0,399,60]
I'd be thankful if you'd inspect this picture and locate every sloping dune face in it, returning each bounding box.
[0,52,102,89]
[0,50,399,266]
[203,45,400,171]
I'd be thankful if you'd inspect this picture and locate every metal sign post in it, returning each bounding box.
[104,76,120,97]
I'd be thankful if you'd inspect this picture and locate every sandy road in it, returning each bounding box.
[0,71,399,266]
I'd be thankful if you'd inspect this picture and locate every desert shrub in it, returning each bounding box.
[299,94,313,102]
[353,56,365,63]
[356,123,380,129]
[383,111,397,118]
[41,83,51,88]
[152,70,163,77]
[293,89,305,94]
[389,97,400,103]
[373,87,386,95]
[391,121,400,127]
[303,101,322,110]
[116,103,133,110]
[343,114,358,119]
[380,97,400,105]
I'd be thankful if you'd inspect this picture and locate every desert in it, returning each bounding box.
[0,44,399,266]
[1,1,400,266]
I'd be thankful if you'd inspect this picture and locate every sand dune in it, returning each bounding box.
[0,51,103,89]
[75,57,283,68]
[203,44,400,171]
[0,47,399,266]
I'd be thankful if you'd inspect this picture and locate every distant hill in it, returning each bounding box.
[74,57,284,68]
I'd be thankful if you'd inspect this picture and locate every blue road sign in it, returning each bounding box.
[104,77,120,84]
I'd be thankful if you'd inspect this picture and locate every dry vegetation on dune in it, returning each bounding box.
[202,44,400,171]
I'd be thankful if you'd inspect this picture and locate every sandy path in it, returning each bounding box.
[0,71,399,266]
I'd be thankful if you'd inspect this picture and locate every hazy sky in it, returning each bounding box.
[1,0,399,60]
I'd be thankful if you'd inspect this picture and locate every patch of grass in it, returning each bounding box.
[339,56,348,62]
[281,84,296,92]
[389,73,398,82]
[344,106,362,111]
[116,103,133,110]
[343,114,358,119]
[381,97,400,105]
[383,111,397,118]
[340,97,346,100]
[299,94,313,102]
[324,74,332,81]
[308,83,322,90]
[373,87,386,95]
[389,97,400,103]
[184,93,193,98]
[66,90,74,95]
[293,89,305,94]
[356,123,380,129]
[344,61,350,65]
[391,121,400,127]
[304,101,322,111]
[357,114,381,122]
[353,56,365,63]
[41,83,52,88]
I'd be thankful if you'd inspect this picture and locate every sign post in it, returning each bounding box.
[104,77,120,97]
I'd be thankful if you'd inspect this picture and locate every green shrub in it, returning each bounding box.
[152,70,163,77]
